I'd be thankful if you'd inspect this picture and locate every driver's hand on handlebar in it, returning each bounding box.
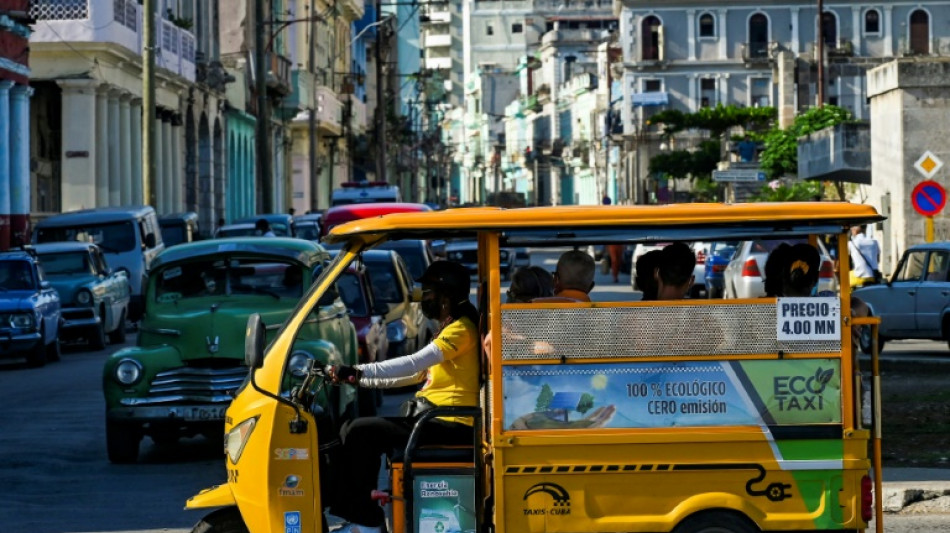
[328,364,362,385]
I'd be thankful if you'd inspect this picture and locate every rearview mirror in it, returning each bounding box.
[245,313,266,369]
[144,233,157,249]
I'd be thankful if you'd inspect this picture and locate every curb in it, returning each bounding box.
[883,482,950,513]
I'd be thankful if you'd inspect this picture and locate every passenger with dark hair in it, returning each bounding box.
[782,243,820,297]
[635,249,663,301]
[654,243,696,300]
[255,218,276,237]
[507,266,554,303]
[764,243,792,297]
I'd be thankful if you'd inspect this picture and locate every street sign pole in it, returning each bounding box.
[927,216,935,243]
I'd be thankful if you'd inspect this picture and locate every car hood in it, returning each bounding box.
[142,299,292,360]
[0,292,39,313]
[46,275,95,304]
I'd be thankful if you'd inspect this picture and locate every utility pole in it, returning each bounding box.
[142,0,155,205]
[308,6,318,211]
[375,0,387,183]
[255,0,273,212]
[816,0,825,108]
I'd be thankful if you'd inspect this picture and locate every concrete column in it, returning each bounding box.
[130,98,143,205]
[790,8,800,54]
[56,80,98,212]
[96,86,110,207]
[718,9,727,59]
[154,112,165,211]
[162,116,174,214]
[9,85,32,246]
[171,119,183,212]
[883,6,893,56]
[852,6,862,55]
[118,94,132,205]
[719,73,729,106]
[0,81,11,249]
[687,10,697,61]
[108,89,121,206]
[688,74,697,111]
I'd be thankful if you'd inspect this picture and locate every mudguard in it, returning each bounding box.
[185,484,236,509]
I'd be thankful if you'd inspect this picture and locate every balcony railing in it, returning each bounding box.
[31,0,195,82]
[267,52,293,94]
[741,41,774,62]
[425,33,452,48]
[315,85,342,135]
[349,95,367,134]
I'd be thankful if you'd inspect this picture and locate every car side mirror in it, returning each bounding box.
[244,313,267,369]
[144,233,157,249]
[317,283,340,307]
[41,280,51,290]
[411,285,423,303]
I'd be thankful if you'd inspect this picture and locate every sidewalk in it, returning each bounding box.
[882,467,950,513]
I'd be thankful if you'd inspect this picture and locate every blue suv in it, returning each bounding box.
[0,249,62,366]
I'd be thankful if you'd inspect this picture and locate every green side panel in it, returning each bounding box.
[775,439,844,461]
[739,359,842,424]
[787,470,847,529]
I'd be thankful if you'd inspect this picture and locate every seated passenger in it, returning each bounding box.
[654,243,696,300]
[781,243,820,297]
[764,243,792,297]
[507,266,554,303]
[533,250,595,303]
[635,249,663,301]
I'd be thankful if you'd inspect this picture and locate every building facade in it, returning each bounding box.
[0,0,31,249]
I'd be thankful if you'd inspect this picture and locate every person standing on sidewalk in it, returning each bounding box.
[849,224,881,287]
[601,195,624,283]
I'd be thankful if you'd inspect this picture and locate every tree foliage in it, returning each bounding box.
[758,105,853,179]
[751,180,822,202]
[648,140,721,181]
[649,104,776,138]
[576,393,595,415]
[535,384,554,412]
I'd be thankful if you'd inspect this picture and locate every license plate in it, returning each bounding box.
[168,406,227,421]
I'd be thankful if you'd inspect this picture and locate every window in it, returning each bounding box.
[926,252,950,282]
[512,22,523,33]
[750,77,770,107]
[909,9,930,55]
[486,23,494,35]
[700,78,716,107]
[747,13,769,58]
[864,9,880,34]
[897,251,926,282]
[698,13,715,38]
[644,79,661,92]
[642,15,662,60]
[820,11,837,46]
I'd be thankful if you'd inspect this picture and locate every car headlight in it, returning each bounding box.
[387,320,408,343]
[76,289,93,306]
[9,313,35,329]
[225,416,258,464]
[288,350,315,378]
[114,359,143,385]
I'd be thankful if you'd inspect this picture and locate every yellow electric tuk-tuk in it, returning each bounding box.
[186,202,885,533]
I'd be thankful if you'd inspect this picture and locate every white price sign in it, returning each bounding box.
[776,297,840,341]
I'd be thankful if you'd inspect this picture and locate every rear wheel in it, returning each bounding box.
[190,507,249,533]
[108,310,127,344]
[859,316,886,355]
[672,512,759,533]
[106,419,142,463]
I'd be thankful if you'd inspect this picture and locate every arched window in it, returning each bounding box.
[820,11,837,46]
[864,9,880,34]
[698,13,715,38]
[642,15,662,60]
[748,13,769,58]
[910,9,930,55]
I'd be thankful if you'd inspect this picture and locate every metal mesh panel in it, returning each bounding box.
[500,304,840,360]
[31,0,88,20]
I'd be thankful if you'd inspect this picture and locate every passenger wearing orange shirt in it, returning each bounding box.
[533,249,596,303]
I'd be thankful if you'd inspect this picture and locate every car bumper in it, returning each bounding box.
[107,403,230,423]
[0,331,42,355]
[61,307,101,331]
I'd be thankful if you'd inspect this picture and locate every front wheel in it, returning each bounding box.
[89,319,107,351]
[106,419,142,463]
[859,323,886,355]
[109,309,127,344]
[26,327,47,368]
[672,512,759,533]
[191,507,249,533]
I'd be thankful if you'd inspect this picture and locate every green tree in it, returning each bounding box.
[751,180,822,202]
[758,105,852,180]
[535,384,554,412]
[576,393,595,415]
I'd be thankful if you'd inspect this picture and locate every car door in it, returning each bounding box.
[35,263,59,341]
[914,250,950,336]
[92,248,117,330]
[886,250,928,334]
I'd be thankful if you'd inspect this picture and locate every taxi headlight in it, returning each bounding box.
[225,416,258,464]
[386,320,407,343]
[76,289,93,306]
[114,359,143,385]
[10,313,35,329]
[288,350,315,378]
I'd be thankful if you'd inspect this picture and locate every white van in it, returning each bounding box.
[330,181,401,206]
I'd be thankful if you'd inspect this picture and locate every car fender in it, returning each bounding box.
[940,307,950,337]
[185,484,236,509]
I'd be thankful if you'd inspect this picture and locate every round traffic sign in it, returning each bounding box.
[911,180,947,217]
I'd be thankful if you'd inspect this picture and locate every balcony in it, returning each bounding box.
[425,33,452,48]
[797,122,870,184]
[340,0,365,21]
[741,41,774,65]
[426,57,452,70]
[348,95,367,134]
[281,69,315,115]
[315,85,342,135]
[30,0,196,82]
[266,52,293,95]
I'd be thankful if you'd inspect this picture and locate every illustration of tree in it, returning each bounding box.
[535,384,554,412]
[576,393,594,415]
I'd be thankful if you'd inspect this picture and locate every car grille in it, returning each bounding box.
[62,308,95,321]
[130,360,247,405]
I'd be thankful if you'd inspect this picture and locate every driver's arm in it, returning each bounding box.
[356,343,442,388]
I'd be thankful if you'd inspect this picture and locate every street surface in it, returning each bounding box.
[0,249,946,532]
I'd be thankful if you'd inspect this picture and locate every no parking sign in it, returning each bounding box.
[911,180,946,217]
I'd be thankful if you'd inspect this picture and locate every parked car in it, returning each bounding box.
[723,238,837,299]
[213,223,257,238]
[444,238,525,281]
[234,214,295,237]
[33,205,164,321]
[336,264,389,416]
[321,202,431,238]
[159,212,200,247]
[0,249,62,366]
[102,237,358,463]
[34,242,131,349]
[294,220,321,241]
[359,249,433,360]
[853,241,950,354]
[704,241,740,299]
[376,239,436,282]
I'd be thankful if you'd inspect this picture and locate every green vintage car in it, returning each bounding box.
[34,242,131,349]
[102,237,358,463]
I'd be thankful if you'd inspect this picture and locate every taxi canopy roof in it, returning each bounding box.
[325,202,884,247]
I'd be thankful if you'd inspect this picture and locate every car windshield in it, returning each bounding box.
[161,225,188,247]
[295,223,320,241]
[36,221,137,253]
[337,272,369,316]
[154,257,303,302]
[38,252,92,276]
[0,260,35,290]
[379,242,426,280]
[363,258,404,304]
[710,241,739,259]
[750,238,811,254]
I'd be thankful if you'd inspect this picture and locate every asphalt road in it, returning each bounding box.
[0,249,946,532]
